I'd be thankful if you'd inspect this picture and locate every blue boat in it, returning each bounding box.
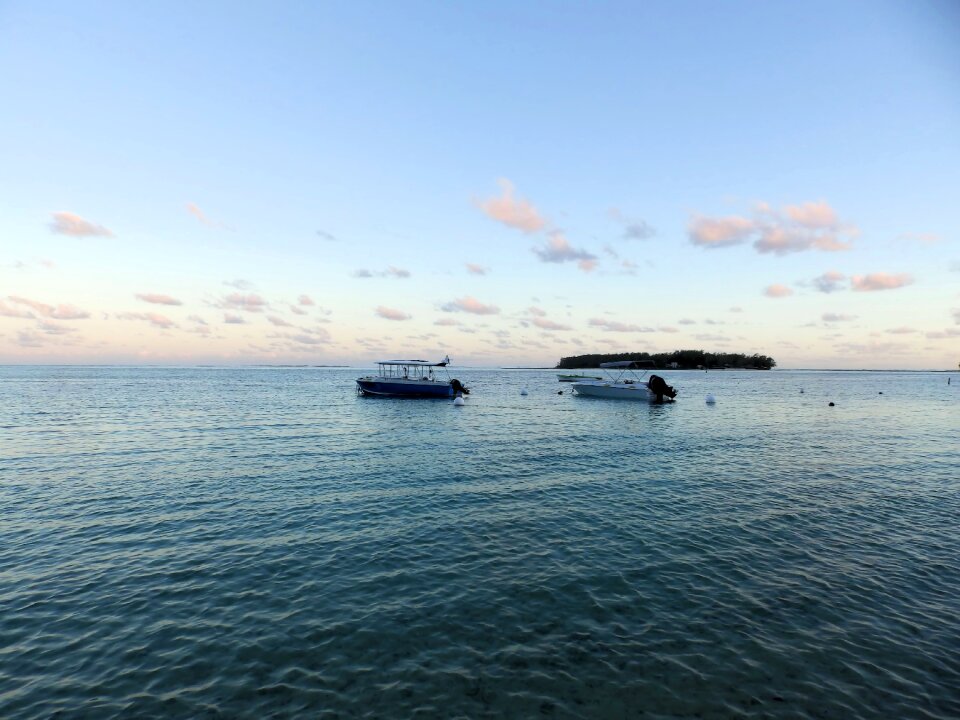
[356,357,469,398]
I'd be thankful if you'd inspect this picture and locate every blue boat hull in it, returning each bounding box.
[356,379,455,398]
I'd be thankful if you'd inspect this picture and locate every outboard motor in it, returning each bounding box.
[450,378,470,395]
[648,375,677,402]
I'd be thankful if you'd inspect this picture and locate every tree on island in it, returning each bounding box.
[556,350,776,370]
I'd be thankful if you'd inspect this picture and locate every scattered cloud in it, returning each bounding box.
[317,230,338,242]
[822,312,857,322]
[588,318,655,332]
[811,271,847,293]
[925,328,960,340]
[532,232,597,271]
[187,202,221,227]
[478,179,546,233]
[729,306,743,313]
[953,308,960,325]
[466,263,489,276]
[885,327,916,334]
[763,284,794,298]
[224,313,245,324]
[218,292,268,312]
[353,269,374,278]
[690,200,855,255]
[136,293,182,306]
[688,215,754,248]
[610,209,656,240]
[37,320,76,335]
[434,317,461,326]
[224,279,255,291]
[385,266,411,279]
[6,296,90,320]
[187,315,208,325]
[116,312,176,329]
[850,273,913,292]
[290,305,307,315]
[49,211,113,237]
[532,317,571,331]
[659,326,679,333]
[268,316,293,327]
[375,306,412,321]
[441,296,500,315]
[298,294,315,306]
[527,306,546,317]
[0,299,34,318]
[783,200,838,229]
[678,318,696,325]
[353,267,410,279]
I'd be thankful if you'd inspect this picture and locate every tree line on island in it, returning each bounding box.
[557,350,776,370]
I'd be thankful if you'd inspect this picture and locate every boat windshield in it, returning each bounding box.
[375,361,445,380]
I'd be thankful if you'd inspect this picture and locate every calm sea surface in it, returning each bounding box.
[2,366,958,719]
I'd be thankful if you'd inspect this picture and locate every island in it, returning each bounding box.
[557,350,776,370]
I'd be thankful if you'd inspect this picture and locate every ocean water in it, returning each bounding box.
[1,366,958,719]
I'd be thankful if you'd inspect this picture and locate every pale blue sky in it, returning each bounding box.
[1,0,958,367]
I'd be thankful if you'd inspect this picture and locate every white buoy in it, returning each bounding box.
[520,388,529,396]
[453,395,465,407]
[705,394,716,404]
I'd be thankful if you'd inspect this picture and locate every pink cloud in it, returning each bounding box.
[588,318,655,332]
[136,293,182,306]
[117,312,177,329]
[691,200,856,255]
[219,292,268,312]
[0,299,34,318]
[434,317,461,326]
[850,273,914,292]
[678,318,696,325]
[298,294,315,306]
[784,200,838,229]
[441,296,500,315]
[224,313,245,324]
[811,271,847,293]
[7,296,90,319]
[290,305,307,315]
[479,179,546,233]
[822,312,857,322]
[187,203,215,226]
[885,327,917,334]
[375,306,412,321]
[532,317,571,331]
[763,284,794,298]
[49,211,113,237]
[688,215,754,248]
[532,232,597,270]
[268,316,294,327]
[466,263,488,275]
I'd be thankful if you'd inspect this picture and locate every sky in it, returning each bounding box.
[1,0,958,369]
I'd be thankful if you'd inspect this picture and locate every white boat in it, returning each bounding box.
[356,357,469,398]
[571,361,677,402]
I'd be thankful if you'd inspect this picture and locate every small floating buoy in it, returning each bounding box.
[453,396,465,407]
[557,390,563,395]
[800,389,804,394]
[828,402,835,407]
[878,391,883,395]
[520,388,528,396]
[705,394,716,404]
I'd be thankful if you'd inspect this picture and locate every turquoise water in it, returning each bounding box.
[2,367,958,719]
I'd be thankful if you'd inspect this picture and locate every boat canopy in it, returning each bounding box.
[599,360,655,369]
[377,359,448,367]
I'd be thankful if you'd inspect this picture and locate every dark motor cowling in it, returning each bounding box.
[648,374,677,402]
[450,378,470,395]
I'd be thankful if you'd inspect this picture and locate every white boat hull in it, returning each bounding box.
[571,381,656,401]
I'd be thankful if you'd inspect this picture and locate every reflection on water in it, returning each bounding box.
[1,367,958,719]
